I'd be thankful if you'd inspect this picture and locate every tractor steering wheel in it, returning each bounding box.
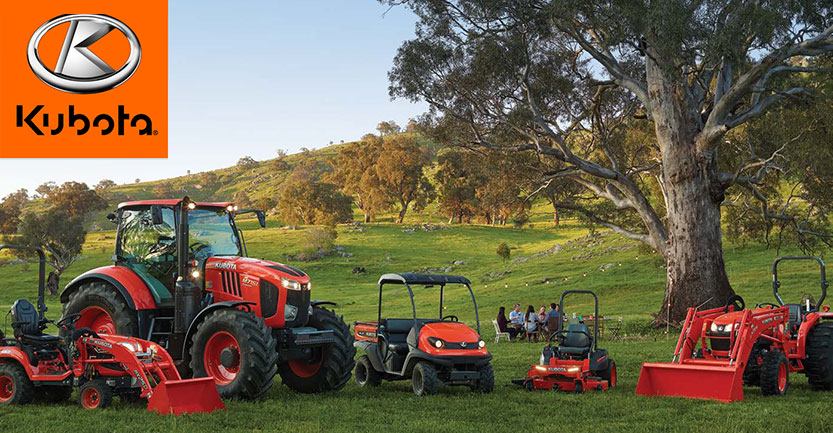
[756,302,780,309]
[56,313,81,331]
[442,315,459,322]
[724,295,745,312]
[189,242,211,256]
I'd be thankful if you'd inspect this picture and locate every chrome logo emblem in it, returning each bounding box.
[27,14,141,94]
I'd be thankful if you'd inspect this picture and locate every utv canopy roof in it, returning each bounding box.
[118,199,233,209]
[378,273,472,286]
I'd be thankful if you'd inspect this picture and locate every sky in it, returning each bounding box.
[0,0,426,196]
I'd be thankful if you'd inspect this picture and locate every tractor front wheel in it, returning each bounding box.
[761,350,789,396]
[62,281,138,337]
[190,309,278,400]
[77,381,113,409]
[805,322,833,390]
[278,307,356,393]
[0,363,34,405]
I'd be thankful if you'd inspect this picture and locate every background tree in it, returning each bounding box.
[94,179,116,190]
[330,138,388,222]
[233,191,254,209]
[434,149,479,223]
[0,189,29,234]
[41,181,106,218]
[16,211,86,295]
[386,0,833,323]
[35,181,56,199]
[277,169,353,225]
[496,241,511,263]
[273,149,290,171]
[237,156,258,170]
[376,120,402,136]
[375,135,435,223]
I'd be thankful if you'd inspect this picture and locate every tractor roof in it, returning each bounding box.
[118,199,233,209]
[378,273,471,286]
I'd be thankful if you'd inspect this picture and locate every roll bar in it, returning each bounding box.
[377,274,481,335]
[559,290,599,351]
[772,256,828,307]
[0,245,48,321]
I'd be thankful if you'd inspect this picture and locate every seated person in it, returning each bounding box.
[496,307,519,340]
[508,303,523,326]
[524,305,539,341]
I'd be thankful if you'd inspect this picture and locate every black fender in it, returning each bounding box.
[354,341,386,372]
[590,349,610,372]
[182,301,255,359]
[402,349,492,376]
[310,300,337,308]
[60,273,137,310]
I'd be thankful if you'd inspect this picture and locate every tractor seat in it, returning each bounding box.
[558,324,592,356]
[786,304,804,334]
[10,299,61,345]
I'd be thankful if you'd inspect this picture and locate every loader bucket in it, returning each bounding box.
[146,377,225,415]
[635,362,744,403]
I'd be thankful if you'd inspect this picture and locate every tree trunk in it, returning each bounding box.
[647,55,735,325]
[552,205,560,227]
[363,213,371,223]
[396,202,408,224]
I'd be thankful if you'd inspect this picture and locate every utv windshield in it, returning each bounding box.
[189,208,241,259]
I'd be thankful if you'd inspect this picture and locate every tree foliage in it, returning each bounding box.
[16,210,86,294]
[330,137,388,222]
[277,168,353,225]
[0,189,29,234]
[375,135,435,223]
[40,181,107,218]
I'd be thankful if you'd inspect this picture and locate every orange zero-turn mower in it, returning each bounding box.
[512,290,616,392]
[636,256,833,402]
[0,245,224,414]
[353,273,494,396]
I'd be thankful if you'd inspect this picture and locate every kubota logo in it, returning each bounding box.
[27,14,141,94]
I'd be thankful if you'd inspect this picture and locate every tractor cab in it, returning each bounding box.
[353,273,493,395]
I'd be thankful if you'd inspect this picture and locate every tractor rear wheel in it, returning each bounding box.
[0,363,34,405]
[471,362,494,393]
[760,350,789,396]
[412,362,440,396]
[355,355,382,387]
[189,309,278,400]
[805,322,833,390]
[62,281,138,337]
[278,307,356,393]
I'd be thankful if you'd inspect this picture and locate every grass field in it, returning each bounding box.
[0,214,830,432]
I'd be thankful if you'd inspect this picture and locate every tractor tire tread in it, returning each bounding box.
[760,350,788,396]
[0,362,35,405]
[805,322,833,390]
[61,281,138,337]
[355,355,382,387]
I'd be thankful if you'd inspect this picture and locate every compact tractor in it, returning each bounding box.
[636,256,833,402]
[59,197,355,399]
[0,245,224,414]
[353,273,494,396]
[513,290,617,392]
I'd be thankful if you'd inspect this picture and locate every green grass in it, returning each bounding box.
[0,217,830,432]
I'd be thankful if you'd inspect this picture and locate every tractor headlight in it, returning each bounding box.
[281,278,302,291]
[118,341,142,352]
[284,305,298,321]
[710,323,719,333]
[724,323,733,333]
[567,367,580,373]
[478,339,486,349]
[427,337,445,349]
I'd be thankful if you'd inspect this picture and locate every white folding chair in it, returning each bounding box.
[492,319,511,343]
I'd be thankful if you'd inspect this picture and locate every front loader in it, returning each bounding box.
[59,197,355,399]
[636,256,833,402]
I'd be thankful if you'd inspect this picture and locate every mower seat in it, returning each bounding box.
[558,324,592,356]
[10,299,61,345]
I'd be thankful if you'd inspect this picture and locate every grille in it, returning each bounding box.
[260,280,279,318]
[220,270,241,296]
[285,288,311,326]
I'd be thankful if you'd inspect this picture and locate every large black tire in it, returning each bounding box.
[805,322,833,390]
[35,386,73,403]
[61,281,138,337]
[743,340,770,387]
[77,381,112,409]
[760,350,789,396]
[189,309,278,400]
[412,362,440,396]
[600,359,617,388]
[0,363,35,405]
[472,363,494,393]
[278,307,356,393]
[355,355,382,387]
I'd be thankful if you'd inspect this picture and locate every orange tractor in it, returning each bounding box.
[59,197,354,399]
[0,245,224,414]
[637,256,833,402]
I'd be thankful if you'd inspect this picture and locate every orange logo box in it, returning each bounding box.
[0,1,167,158]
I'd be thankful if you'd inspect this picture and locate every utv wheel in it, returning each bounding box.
[355,355,382,387]
[35,386,73,403]
[190,309,278,400]
[760,351,789,396]
[0,363,34,405]
[805,322,833,390]
[412,362,440,396]
[278,307,356,393]
[62,281,138,337]
[472,363,494,393]
[78,381,112,409]
[600,360,617,388]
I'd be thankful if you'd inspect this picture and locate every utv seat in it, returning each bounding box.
[383,319,415,354]
[11,299,61,345]
[558,324,592,356]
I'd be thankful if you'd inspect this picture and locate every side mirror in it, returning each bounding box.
[256,211,266,228]
[150,205,164,225]
[106,213,117,223]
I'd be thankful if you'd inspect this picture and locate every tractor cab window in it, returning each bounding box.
[118,206,178,288]
[188,209,240,260]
